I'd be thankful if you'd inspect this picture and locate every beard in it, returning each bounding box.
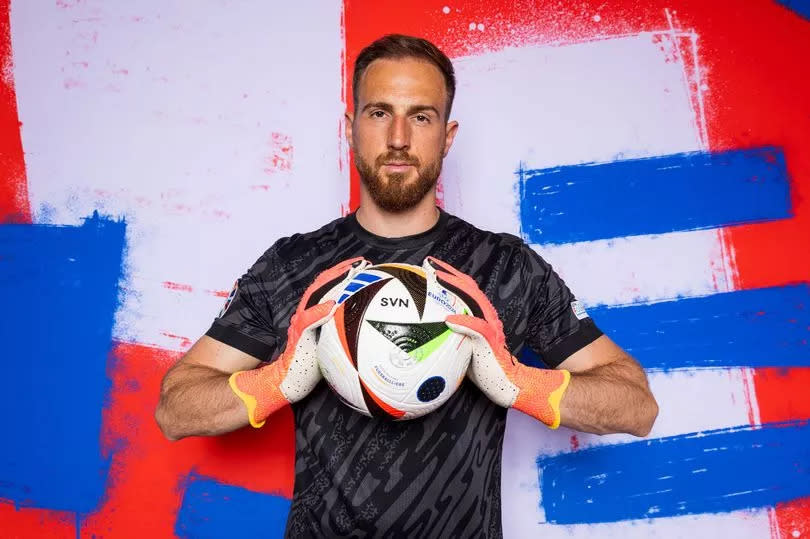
[355,149,442,213]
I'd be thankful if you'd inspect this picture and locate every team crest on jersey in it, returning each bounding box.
[218,280,239,318]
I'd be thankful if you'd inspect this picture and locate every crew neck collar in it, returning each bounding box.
[346,207,449,250]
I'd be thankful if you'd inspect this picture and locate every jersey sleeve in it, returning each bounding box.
[205,248,281,361]
[521,246,603,368]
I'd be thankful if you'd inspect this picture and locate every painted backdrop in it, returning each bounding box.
[2,0,809,537]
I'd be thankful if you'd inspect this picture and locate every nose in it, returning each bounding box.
[387,115,411,150]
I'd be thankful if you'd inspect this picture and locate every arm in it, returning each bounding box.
[428,255,658,437]
[155,335,260,441]
[556,335,658,437]
[156,256,369,441]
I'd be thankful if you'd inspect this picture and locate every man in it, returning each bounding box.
[155,34,658,538]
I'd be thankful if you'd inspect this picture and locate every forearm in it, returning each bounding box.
[155,363,250,440]
[558,359,658,437]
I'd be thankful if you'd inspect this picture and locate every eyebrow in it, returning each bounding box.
[361,101,441,118]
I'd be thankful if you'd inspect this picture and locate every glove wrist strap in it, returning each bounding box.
[229,367,286,429]
[513,368,571,429]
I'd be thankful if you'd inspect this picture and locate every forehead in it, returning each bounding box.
[355,58,447,111]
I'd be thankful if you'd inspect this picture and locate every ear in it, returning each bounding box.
[442,120,459,158]
[344,111,354,150]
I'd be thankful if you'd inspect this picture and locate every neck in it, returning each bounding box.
[355,191,440,238]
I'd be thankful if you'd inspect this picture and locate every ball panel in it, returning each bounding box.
[331,304,353,366]
[374,265,428,318]
[360,379,405,419]
[317,321,369,415]
[362,278,421,324]
[398,330,472,411]
[342,277,391,365]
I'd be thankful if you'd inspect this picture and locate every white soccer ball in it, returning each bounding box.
[316,261,473,420]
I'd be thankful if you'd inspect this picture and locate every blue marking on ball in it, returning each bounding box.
[417,376,446,402]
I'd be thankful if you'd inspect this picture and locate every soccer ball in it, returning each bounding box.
[316,261,473,420]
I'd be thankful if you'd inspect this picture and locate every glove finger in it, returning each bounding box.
[434,270,467,291]
[445,314,490,338]
[425,256,464,278]
[343,258,373,282]
[298,300,336,329]
[302,257,370,307]
[441,273,502,321]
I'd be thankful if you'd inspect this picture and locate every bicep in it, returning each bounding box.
[176,335,261,374]
[556,335,638,374]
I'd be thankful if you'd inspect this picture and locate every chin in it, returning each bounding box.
[380,170,415,184]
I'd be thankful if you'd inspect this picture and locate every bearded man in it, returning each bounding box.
[155,34,658,538]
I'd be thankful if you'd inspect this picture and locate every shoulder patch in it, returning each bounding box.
[571,300,589,320]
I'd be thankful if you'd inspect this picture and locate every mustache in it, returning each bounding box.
[374,151,420,167]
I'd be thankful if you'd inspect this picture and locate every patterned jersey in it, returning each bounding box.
[206,208,602,538]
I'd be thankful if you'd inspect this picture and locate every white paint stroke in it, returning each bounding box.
[442,31,703,236]
[533,228,735,308]
[13,0,345,350]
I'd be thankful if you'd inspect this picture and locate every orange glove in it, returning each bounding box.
[426,256,571,429]
[229,257,370,427]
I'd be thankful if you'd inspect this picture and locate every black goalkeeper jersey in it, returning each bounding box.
[206,208,602,538]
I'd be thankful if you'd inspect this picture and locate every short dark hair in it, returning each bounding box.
[352,34,456,119]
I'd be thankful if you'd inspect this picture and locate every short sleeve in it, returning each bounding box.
[205,248,281,361]
[521,246,603,368]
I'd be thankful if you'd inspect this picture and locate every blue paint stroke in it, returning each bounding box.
[175,475,291,539]
[775,0,810,20]
[537,421,810,524]
[519,284,810,370]
[0,212,125,514]
[518,147,792,244]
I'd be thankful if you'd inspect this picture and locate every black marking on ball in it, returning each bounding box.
[343,278,392,365]
[367,321,448,353]
[417,376,446,402]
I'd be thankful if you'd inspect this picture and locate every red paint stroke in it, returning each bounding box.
[700,2,810,292]
[753,367,810,539]
[739,368,759,427]
[753,368,810,425]
[264,132,293,175]
[0,500,76,538]
[162,281,193,293]
[80,342,294,537]
[163,282,231,299]
[162,281,231,300]
[210,209,230,219]
[771,497,810,539]
[721,219,810,292]
[0,0,31,223]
